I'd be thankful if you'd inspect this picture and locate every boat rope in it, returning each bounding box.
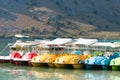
[0,44,9,55]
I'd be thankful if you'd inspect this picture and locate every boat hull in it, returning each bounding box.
[111,65,120,71]
[54,63,65,68]
[102,65,111,70]
[31,62,48,67]
[31,62,41,67]
[54,63,73,68]
[85,64,111,70]
[10,59,15,65]
[72,63,84,69]
[14,60,29,66]
[48,63,55,68]
[85,64,101,70]
[0,59,10,63]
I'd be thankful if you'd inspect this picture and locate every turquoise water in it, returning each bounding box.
[0,38,120,80]
[98,39,120,42]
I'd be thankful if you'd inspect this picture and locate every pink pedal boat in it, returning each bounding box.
[13,52,37,66]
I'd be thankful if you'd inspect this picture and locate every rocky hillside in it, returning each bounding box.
[0,0,120,39]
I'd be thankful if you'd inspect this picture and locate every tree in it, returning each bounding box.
[31,26,35,31]
[74,1,78,5]
[93,10,98,15]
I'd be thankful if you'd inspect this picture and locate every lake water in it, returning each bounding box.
[0,38,120,80]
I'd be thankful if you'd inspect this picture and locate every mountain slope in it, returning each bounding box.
[0,0,120,39]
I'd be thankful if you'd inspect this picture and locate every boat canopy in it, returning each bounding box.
[114,42,120,47]
[72,38,98,45]
[91,42,120,48]
[47,38,73,46]
[10,40,39,48]
[34,40,51,44]
[15,34,29,38]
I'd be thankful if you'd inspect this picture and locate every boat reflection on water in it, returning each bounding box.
[84,70,112,80]
[0,64,119,80]
[109,71,120,80]
[28,67,79,80]
[28,68,114,80]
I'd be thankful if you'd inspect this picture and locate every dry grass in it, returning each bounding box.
[0,0,120,39]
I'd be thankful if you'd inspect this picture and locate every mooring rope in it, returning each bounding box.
[0,44,9,55]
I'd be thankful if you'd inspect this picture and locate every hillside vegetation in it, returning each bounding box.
[0,0,120,39]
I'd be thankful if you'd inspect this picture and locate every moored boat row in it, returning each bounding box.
[0,37,120,70]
